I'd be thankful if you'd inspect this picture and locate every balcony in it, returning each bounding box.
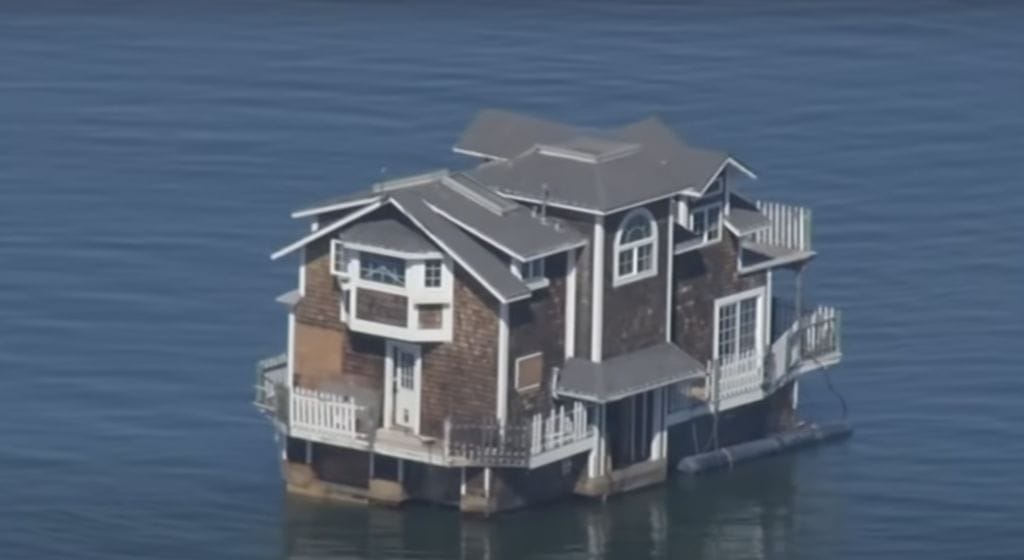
[766,304,842,386]
[739,201,816,274]
[665,304,842,421]
[254,359,595,469]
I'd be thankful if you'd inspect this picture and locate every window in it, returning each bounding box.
[715,291,762,360]
[330,240,346,276]
[690,204,722,243]
[521,258,545,281]
[515,353,543,391]
[614,208,658,286]
[359,252,405,286]
[424,259,442,288]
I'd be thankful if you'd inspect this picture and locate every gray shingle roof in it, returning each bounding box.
[338,217,437,254]
[417,175,587,260]
[726,207,771,236]
[556,343,705,403]
[389,189,532,302]
[455,108,578,160]
[462,111,738,214]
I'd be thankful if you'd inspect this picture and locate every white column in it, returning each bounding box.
[591,217,605,362]
[650,388,665,460]
[496,302,510,423]
[665,199,675,341]
[565,249,577,359]
[483,467,493,498]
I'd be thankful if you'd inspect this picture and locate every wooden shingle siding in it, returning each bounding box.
[295,237,348,390]
[544,208,593,360]
[296,237,344,331]
[419,267,499,438]
[355,288,408,327]
[507,255,567,419]
[601,199,671,359]
[673,231,766,364]
[342,333,386,393]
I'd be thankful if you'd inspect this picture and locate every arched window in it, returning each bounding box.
[613,208,658,286]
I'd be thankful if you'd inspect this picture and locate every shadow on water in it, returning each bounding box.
[281,452,836,560]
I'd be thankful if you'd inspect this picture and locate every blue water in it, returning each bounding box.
[2,1,1022,558]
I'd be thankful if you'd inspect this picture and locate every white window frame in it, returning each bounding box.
[514,351,544,392]
[344,249,455,342]
[690,203,723,244]
[423,259,443,289]
[512,257,549,290]
[712,286,766,361]
[358,251,407,288]
[613,208,659,287]
[329,239,347,277]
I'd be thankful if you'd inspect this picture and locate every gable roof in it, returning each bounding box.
[271,173,538,303]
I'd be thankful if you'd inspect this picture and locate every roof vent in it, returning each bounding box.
[372,169,449,193]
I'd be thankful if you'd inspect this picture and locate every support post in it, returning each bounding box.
[795,264,806,359]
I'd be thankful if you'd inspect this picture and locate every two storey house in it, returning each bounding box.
[255,110,842,514]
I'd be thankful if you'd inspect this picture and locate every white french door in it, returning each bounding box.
[714,287,765,361]
[386,341,421,434]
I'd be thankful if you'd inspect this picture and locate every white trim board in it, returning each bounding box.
[291,196,381,219]
[271,201,383,260]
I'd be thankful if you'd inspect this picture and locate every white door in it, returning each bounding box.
[387,342,420,433]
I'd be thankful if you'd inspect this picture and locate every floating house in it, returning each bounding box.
[255,110,842,514]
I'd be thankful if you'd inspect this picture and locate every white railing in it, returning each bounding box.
[801,305,841,361]
[290,386,367,442]
[254,353,287,414]
[710,349,764,409]
[754,201,812,252]
[529,402,590,455]
[445,403,594,467]
[767,305,843,388]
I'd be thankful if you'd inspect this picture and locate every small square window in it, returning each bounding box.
[424,259,442,288]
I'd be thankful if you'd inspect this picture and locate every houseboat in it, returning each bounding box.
[254,109,842,514]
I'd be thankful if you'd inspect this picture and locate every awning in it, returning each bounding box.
[556,343,706,403]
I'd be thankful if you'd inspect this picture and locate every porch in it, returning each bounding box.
[253,359,595,469]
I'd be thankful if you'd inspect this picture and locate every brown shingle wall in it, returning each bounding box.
[673,232,766,364]
[507,255,567,420]
[601,199,671,359]
[295,237,343,330]
[419,267,499,437]
[543,208,593,360]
